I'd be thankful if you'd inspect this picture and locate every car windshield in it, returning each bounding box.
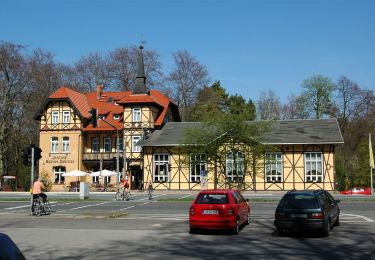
[279,194,319,209]
[196,193,228,204]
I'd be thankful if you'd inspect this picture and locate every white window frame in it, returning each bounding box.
[62,137,70,153]
[62,111,70,124]
[113,114,120,120]
[51,137,59,153]
[132,136,141,152]
[153,153,169,182]
[54,166,65,184]
[52,111,59,125]
[104,137,112,152]
[190,153,207,183]
[132,108,141,122]
[265,152,283,183]
[305,152,323,182]
[226,151,244,182]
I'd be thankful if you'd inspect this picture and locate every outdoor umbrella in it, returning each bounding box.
[89,170,117,190]
[62,170,88,190]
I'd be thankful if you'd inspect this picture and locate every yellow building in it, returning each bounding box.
[34,47,344,192]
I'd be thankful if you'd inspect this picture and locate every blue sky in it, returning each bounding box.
[1,0,374,102]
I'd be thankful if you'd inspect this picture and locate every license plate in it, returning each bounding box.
[290,214,307,218]
[203,210,218,215]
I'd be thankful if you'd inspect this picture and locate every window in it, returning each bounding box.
[104,137,112,152]
[113,114,120,120]
[305,152,323,182]
[52,111,59,125]
[226,151,244,182]
[132,136,141,152]
[98,115,105,120]
[92,137,99,152]
[62,137,70,153]
[118,137,124,152]
[190,153,207,182]
[265,152,283,182]
[153,154,169,182]
[132,108,141,122]
[62,111,70,124]
[54,166,65,184]
[92,176,99,183]
[104,176,111,184]
[51,137,58,153]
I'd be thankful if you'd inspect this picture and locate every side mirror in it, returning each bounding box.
[335,199,341,204]
[245,198,250,202]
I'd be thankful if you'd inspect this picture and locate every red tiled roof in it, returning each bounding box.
[42,86,178,131]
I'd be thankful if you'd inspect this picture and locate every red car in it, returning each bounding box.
[189,189,250,234]
[340,187,372,195]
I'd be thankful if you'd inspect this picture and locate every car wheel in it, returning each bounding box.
[232,217,240,235]
[323,221,331,237]
[334,215,340,226]
[277,228,286,236]
[189,227,198,234]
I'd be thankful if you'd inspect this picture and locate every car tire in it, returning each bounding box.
[232,217,240,235]
[334,215,340,226]
[189,227,198,234]
[323,221,331,237]
[277,228,286,236]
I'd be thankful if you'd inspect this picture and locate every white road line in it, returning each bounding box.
[341,213,374,222]
[180,194,193,199]
[56,201,110,213]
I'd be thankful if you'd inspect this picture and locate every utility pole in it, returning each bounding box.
[30,146,34,207]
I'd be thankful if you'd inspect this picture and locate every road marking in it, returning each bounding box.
[56,201,110,213]
[341,213,374,222]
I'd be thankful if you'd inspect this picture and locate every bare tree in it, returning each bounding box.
[257,89,282,120]
[333,75,373,132]
[108,46,164,92]
[167,50,209,121]
[69,52,111,93]
[281,93,310,119]
[0,42,30,176]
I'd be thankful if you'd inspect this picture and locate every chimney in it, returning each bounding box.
[96,85,103,99]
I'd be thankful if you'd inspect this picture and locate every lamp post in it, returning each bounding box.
[101,118,122,191]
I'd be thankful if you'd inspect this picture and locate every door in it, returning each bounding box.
[130,166,143,190]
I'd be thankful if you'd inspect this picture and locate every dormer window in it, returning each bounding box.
[132,108,141,122]
[113,115,120,120]
[52,111,59,125]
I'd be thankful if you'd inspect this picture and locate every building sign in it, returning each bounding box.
[46,155,74,164]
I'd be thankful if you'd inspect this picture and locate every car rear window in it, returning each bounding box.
[279,194,319,209]
[196,193,228,204]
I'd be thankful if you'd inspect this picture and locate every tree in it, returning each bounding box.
[108,46,164,91]
[167,50,209,121]
[0,42,30,176]
[281,94,310,119]
[301,75,335,119]
[257,89,282,120]
[190,81,256,121]
[182,112,270,189]
[333,75,373,133]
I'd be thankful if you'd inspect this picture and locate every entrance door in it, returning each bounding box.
[130,166,143,190]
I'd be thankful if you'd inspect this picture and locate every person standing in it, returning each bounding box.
[147,180,153,200]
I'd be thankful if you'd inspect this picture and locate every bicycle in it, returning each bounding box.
[115,189,130,201]
[32,196,50,216]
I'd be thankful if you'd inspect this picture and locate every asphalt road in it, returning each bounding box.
[1,195,375,260]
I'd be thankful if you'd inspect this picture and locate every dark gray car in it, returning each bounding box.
[274,189,340,236]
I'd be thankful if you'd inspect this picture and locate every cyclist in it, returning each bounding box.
[119,176,129,194]
[31,176,47,213]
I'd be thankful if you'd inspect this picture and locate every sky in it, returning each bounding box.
[1,0,374,102]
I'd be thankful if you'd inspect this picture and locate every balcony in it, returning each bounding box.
[82,152,119,161]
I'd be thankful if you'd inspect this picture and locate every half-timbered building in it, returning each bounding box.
[34,46,344,191]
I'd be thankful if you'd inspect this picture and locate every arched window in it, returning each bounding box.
[226,151,244,182]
